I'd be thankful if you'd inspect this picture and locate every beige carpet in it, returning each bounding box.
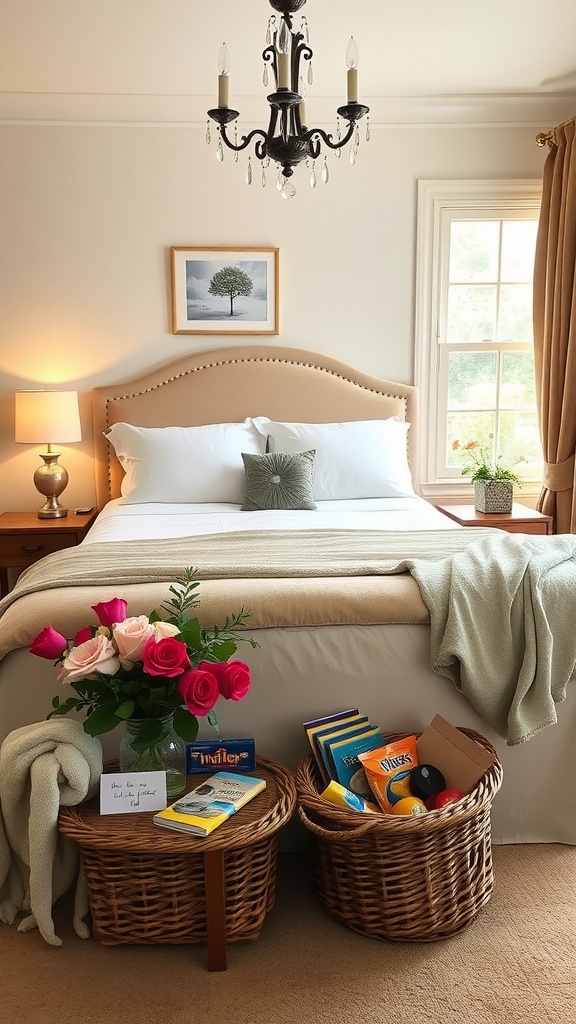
[1,845,574,1024]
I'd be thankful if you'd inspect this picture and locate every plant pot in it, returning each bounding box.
[474,479,513,514]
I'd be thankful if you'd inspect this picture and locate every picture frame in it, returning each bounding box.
[171,246,279,335]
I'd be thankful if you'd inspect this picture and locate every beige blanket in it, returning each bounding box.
[1,526,574,746]
[0,719,102,946]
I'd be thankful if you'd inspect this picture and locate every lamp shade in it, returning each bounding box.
[15,390,82,445]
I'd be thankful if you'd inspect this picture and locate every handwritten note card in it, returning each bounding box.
[100,771,168,814]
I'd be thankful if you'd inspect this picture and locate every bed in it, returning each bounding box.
[1,344,576,846]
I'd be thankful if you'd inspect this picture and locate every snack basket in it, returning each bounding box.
[296,727,503,942]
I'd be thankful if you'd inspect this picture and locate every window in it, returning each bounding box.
[415,180,542,498]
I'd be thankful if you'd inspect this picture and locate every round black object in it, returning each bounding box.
[409,764,446,800]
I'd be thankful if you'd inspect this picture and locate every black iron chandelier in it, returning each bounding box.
[206,0,370,199]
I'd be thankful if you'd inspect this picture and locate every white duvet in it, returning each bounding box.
[82,495,458,544]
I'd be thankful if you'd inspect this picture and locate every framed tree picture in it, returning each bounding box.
[171,246,279,335]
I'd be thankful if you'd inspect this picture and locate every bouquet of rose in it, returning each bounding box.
[29,568,256,752]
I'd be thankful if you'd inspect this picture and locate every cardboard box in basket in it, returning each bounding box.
[416,714,496,793]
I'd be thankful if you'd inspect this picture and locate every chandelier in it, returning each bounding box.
[206,0,370,199]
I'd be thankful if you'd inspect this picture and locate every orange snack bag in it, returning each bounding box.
[358,735,419,813]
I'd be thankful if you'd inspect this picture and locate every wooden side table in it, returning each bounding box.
[58,756,297,972]
[0,509,98,597]
[435,502,553,536]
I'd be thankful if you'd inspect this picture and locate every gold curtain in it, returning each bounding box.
[533,118,576,533]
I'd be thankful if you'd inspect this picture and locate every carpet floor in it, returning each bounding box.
[1,844,574,1024]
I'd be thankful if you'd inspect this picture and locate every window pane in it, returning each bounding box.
[499,411,542,469]
[449,222,499,282]
[447,351,497,409]
[501,351,536,407]
[446,285,496,342]
[498,284,534,342]
[446,413,495,469]
[501,221,538,281]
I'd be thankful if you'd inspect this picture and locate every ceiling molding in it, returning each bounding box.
[0,91,574,129]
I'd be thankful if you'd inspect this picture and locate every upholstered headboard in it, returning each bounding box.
[92,345,419,507]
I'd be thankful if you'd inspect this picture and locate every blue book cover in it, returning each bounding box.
[328,727,384,797]
[317,719,373,781]
[307,714,369,783]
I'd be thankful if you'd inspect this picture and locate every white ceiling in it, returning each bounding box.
[1,0,576,125]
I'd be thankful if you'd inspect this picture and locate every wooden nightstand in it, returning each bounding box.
[435,502,553,536]
[0,509,99,597]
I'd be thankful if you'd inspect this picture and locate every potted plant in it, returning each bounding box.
[452,438,523,513]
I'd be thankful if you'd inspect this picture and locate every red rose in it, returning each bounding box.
[205,660,251,701]
[74,626,92,646]
[91,598,128,628]
[178,667,219,716]
[142,636,190,677]
[29,625,68,660]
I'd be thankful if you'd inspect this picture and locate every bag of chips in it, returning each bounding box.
[358,735,419,812]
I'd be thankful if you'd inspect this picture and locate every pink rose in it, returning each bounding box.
[91,598,128,628]
[113,616,155,663]
[29,626,68,660]
[57,634,120,684]
[142,636,190,677]
[74,626,92,646]
[206,660,251,701]
[178,667,219,716]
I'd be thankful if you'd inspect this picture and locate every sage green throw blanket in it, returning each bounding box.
[1,527,575,746]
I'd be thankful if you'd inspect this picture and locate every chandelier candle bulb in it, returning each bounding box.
[346,36,359,103]
[277,51,290,89]
[217,42,231,107]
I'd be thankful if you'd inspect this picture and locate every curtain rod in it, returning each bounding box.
[535,113,576,147]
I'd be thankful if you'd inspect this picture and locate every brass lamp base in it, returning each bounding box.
[34,451,69,519]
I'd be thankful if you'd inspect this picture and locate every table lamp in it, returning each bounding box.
[15,390,82,518]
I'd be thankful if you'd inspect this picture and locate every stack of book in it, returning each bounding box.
[303,708,383,799]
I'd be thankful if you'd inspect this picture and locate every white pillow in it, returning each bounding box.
[106,421,264,503]
[251,417,415,500]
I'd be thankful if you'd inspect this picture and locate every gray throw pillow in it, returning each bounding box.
[241,450,316,511]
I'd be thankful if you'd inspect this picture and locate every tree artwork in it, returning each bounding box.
[208,266,253,316]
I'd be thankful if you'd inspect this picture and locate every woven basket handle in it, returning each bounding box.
[297,800,379,841]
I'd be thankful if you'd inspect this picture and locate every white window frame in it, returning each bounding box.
[414,179,542,501]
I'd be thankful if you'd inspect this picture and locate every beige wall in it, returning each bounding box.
[0,121,547,513]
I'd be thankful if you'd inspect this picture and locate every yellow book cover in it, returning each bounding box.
[303,709,365,783]
[153,772,266,836]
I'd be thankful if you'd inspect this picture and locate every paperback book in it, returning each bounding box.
[316,719,373,781]
[328,726,385,797]
[153,771,266,836]
[303,708,364,783]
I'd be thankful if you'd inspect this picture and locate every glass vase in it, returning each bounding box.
[119,712,187,799]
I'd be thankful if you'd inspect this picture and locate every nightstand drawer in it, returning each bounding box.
[0,532,77,566]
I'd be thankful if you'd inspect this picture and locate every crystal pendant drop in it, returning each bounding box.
[263,156,270,169]
[234,124,239,162]
[266,17,275,46]
[307,63,313,86]
[321,157,329,184]
[276,168,285,191]
[263,65,268,87]
[301,16,309,43]
[349,145,356,165]
[309,162,317,188]
[335,120,342,158]
[261,165,267,188]
[216,139,224,162]
[205,122,211,145]
[366,116,371,142]
[280,181,297,200]
[355,125,360,147]
[246,157,252,185]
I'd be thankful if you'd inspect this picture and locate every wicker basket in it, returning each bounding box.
[296,728,503,943]
[58,755,296,946]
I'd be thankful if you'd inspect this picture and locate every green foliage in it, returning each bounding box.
[208,266,253,316]
[452,438,523,486]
